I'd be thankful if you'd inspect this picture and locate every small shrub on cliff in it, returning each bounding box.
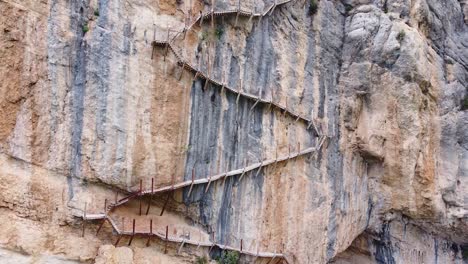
[215,26,224,40]
[82,23,89,34]
[215,251,239,264]
[195,255,208,264]
[94,8,100,16]
[462,245,468,260]
[309,0,318,15]
[462,93,468,111]
[200,30,209,41]
[396,30,406,42]
[344,4,353,13]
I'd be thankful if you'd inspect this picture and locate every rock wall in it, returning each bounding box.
[0,0,466,263]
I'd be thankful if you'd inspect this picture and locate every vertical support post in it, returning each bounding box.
[160,192,171,216]
[203,73,210,91]
[96,219,106,235]
[209,40,214,78]
[248,11,254,24]
[82,202,87,237]
[114,235,122,247]
[178,61,185,80]
[139,179,143,216]
[209,231,215,253]
[266,254,276,264]
[258,0,264,24]
[208,42,212,85]
[239,158,247,182]
[236,78,242,105]
[267,94,273,112]
[187,167,195,197]
[197,229,202,250]
[164,28,170,61]
[240,239,243,252]
[104,199,107,214]
[114,191,118,205]
[189,0,193,19]
[199,11,204,27]
[128,219,136,246]
[221,69,226,94]
[295,115,301,123]
[178,239,186,254]
[284,101,288,116]
[270,0,277,15]
[211,0,215,31]
[273,145,279,171]
[222,161,228,185]
[255,160,263,177]
[234,0,240,27]
[146,178,154,215]
[164,225,169,253]
[146,219,153,247]
[115,217,124,246]
[205,175,212,193]
[250,98,260,112]
[192,71,198,84]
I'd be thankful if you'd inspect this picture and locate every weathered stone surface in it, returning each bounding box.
[0,0,467,263]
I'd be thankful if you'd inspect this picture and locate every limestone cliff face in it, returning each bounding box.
[0,0,466,263]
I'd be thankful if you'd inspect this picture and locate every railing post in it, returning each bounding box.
[160,191,171,216]
[128,219,136,246]
[236,78,243,105]
[239,158,247,182]
[164,28,170,61]
[199,10,204,27]
[187,167,196,197]
[146,219,153,247]
[164,225,169,253]
[96,219,105,235]
[82,202,87,237]
[139,179,143,216]
[146,178,154,215]
[115,217,124,247]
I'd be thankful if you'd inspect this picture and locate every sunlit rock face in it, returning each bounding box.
[0,0,467,263]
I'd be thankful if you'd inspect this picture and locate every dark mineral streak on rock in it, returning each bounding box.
[374,223,396,264]
[68,0,89,199]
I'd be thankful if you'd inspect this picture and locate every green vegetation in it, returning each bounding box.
[215,251,239,264]
[94,8,100,16]
[309,0,318,15]
[215,26,224,40]
[461,245,468,260]
[82,23,89,33]
[462,93,468,111]
[199,27,224,42]
[396,30,406,42]
[195,255,208,264]
[344,4,352,13]
[200,30,209,41]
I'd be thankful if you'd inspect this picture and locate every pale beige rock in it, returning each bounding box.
[95,245,134,264]
[0,0,467,263]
